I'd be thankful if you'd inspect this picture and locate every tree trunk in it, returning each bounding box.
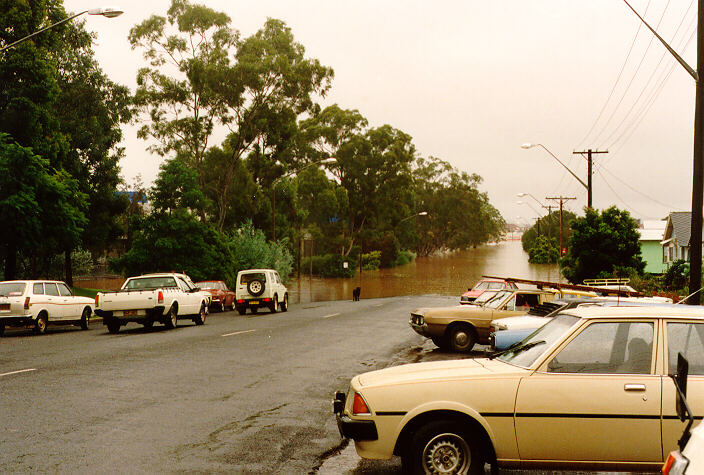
[4,241,17,280]
[64,250,73,287]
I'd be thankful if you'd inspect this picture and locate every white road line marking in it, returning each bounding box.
[221,329,255,337]
[322,313,341,319]
[372,304,383,307]
[0,368,37,378]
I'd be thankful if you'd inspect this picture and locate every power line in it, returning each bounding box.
[577,0,653,149]
[589,1,672,146]
[599,163,680,210]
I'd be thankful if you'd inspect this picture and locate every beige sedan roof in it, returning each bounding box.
[563,305,704,320]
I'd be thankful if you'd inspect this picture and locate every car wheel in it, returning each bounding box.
[403,420,482,475]
[247,279,265,297]
[34,313,48,335]
[448,324,476,353]
[231,301,236,311]
[270,294,278,313]
[431,336,449,350]
[0,324,4,337]
[194,303,206,325]
[280,294,288,312]
[220,301,225,312]
[165,305,178,329]
[251,307,258,315]
[80,307,91,330]
[236,306,246,315]
[106,320,120,334]
[143,320,154,328]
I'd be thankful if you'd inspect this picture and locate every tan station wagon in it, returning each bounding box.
[410,289,567,352]
[335,306,704,474]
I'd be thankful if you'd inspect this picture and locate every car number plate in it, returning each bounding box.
[249,301,259,305]
[0,303,9,311]
[123,309,137,317]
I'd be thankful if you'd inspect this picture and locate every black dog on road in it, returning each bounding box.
[352,287,361,301]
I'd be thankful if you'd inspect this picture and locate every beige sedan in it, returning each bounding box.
[335,306,704,474]
[410,289,559,352]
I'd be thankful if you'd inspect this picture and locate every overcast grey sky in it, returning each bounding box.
[64,0,696,225]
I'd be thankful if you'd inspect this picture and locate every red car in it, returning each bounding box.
[459,278,518,304]
[195,280,236,312]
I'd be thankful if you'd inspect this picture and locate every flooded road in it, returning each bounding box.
[289,239,562,304]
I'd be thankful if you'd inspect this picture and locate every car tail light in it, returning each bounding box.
[94,294,99,307]
[662,450,689,475]
[157,291,164,304]
[263,298,271,302]
[352,392,371,415]
[24,297,30,309]
[237,299,244,304]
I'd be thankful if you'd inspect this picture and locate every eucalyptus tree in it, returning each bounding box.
[0,1,128,281]
[412,156,504,256]
[129,0,334,229]
[336,125,416,256]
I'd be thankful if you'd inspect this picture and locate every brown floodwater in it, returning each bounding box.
[288,239,563,304]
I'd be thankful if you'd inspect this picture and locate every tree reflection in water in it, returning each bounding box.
[289,240,562,304]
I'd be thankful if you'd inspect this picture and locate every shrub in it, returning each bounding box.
[395,250,416,266]
[362,251,381,270]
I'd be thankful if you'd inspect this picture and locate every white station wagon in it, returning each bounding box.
[0,280,94,336]
[334,306,704,474]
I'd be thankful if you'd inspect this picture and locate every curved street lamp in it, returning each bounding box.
[521,143,591,206]
[516,192,546,210]
[272,157,337,241]
[0,7,124,53]
[397,211,429,225]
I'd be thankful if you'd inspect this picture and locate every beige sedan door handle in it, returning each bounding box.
[624,383,646,391]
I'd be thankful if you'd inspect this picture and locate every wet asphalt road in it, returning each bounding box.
[0,295,657,474]
[0,294,457,473]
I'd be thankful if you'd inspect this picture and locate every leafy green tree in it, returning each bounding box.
[560,206,645,284]
[229,221,293,281]
[52,17,132,283]
[412,157,505,256]
[130,0,334,229]
[0,135,86,279]
[662,259,689,291]
[521,211,576,253]
[528,235,560,264]
[110,159,231,282]
[337,125,416,255]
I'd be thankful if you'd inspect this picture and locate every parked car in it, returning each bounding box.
[662,354,702,475]
[489,299,679,351]
[196,280,235,312]
[0,280,93,336]
[335,306,704,474]
[94,273,209,333]
[459,278,518,304]
[410,288,570,352]
[664,423,704,474]
[235,269,288,315]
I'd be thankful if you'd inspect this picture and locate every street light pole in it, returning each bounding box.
[521,143,595,208]
[0,7,124,53]
[623,0,704,303]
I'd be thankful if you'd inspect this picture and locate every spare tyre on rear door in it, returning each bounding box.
[235,269,288,314]
[247,279,265,297]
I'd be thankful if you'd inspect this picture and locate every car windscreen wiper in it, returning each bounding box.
[489,339,546,359]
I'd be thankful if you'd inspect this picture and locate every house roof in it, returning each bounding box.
[638,219,666,242]
[663,212,692,246]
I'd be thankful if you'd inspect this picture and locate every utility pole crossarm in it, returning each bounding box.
[573,149,607,209]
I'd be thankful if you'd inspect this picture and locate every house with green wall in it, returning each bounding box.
[639,219,666,274]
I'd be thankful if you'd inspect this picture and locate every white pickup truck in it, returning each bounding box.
[94,273,210,333]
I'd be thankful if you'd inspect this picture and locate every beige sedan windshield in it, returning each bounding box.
[497,313,579,367]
